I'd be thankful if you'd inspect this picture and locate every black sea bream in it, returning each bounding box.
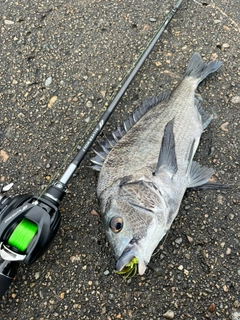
[90,53,222,276]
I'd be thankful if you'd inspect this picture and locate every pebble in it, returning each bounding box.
[101,91,106,98]
[220,122,229,132]
[231,96,240,104]
[163,310,175,319]
[222,43,230,50]
[187,235,193,243]
[86,100,93,108]
[234,300,240,308]
[103,270,110,276]
[4,19,14,25]
[35,272,40,280]
[48,96,58,108]
[45,76,53,87]
[149,18,157,22]
[0,150,9,162]
[175,237,182,244]
[208,302,215,313]
[232,311,240,320]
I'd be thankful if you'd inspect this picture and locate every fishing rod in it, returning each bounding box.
[0,0,183,298]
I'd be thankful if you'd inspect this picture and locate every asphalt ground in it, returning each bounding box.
[0,0,239,319]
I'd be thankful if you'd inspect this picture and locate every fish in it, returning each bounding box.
[90,52,223,277]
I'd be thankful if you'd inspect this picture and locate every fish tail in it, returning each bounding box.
[185,52,222,85]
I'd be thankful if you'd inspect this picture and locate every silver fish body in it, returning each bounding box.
[91,53,222,275]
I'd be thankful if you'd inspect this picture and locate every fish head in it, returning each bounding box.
[101,192,167,276]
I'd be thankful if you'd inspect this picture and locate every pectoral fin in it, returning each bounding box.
[153,119,177,177]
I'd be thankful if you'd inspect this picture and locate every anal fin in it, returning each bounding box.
[153,119,177,177]
[188,161,215,188]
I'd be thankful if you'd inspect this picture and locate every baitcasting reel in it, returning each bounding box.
[0,182,65,298]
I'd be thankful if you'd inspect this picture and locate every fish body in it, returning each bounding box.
[90,53,222,275]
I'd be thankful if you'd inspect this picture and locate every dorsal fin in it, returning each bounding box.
[89,92,170,171]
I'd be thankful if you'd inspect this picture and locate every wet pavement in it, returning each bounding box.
[0,0,239,319]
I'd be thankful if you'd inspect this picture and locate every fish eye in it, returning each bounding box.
[110,217,123,233]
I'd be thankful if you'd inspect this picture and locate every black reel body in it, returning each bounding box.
[0,184,64,298]
[0,194,61,264]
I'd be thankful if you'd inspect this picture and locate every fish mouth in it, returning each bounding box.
[116,249,147,277]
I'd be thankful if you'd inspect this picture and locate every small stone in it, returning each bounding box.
[208,302,216,313]
[91,209,100,217]
[149,18,157,22]
[175,237,182,244]
[4,19,14,25]
[226,247,231,255]
[231,96,240,104]
[214,19,221,24]
[234,300,240,308]
[220,122,229,132]
[45,76,53,87]
[217,195,224,204]
[0,150,9,162]
[70,255,81,262]
[231,311,240,320]
[101,306,107,314]
[35,272,40,280]
[101,91,106,98]
[86,101,93,108]
[48,96,57,108]
[178,265,183,270]
[187,235,193,243]
[223,284,228,292]
[222,43,230,49]
[211,52,218,60]
[183,269,189,276]
[103,270,110,276]
[163,310,175,319]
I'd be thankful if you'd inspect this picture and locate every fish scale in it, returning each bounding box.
[90,52,223,276]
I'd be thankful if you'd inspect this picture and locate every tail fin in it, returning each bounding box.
[185,52,222,85]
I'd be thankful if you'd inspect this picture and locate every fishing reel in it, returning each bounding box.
[0,182,65,298]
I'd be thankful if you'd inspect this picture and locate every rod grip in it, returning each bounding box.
[0,260,19,298]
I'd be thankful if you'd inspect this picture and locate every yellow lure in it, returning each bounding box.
[116,257,138,279]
